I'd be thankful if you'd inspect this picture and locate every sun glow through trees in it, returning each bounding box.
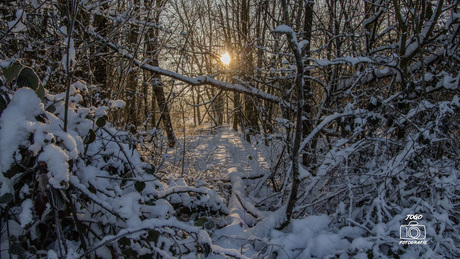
[220,52,231,65]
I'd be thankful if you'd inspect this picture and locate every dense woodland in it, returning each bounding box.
[1,0,459,258]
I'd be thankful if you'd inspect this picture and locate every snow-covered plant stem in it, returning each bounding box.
[274,0,305,228]
[63,0,78,132]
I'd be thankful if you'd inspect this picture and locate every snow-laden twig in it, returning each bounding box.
[271,0,306,227]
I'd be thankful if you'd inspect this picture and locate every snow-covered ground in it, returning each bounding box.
[159,126,459,258]
[165,126,272,179]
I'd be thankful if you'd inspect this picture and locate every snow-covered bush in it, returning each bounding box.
[0,62,229,258]
[285,95,460,258]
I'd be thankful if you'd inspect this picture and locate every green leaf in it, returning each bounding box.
[144,165,155,175]
[16,67,44,99]
[28,246,37,255]
[118,237,131,247]
[122,248,137,259]
[96,116,107,128]
[8,242,26,256]
[0,193,14,204]
[0,99,6,115]
[147,229,160,245]
[134,181,146,192]
[35,114,48,124]
[203,218,216,230]
[0,92,8,116]
[195,217,216,230]
[84,129,96,144]
[3,61,23,83]
[194,217,206,227]
[88,184,97,194]
[202,243,211,257]
[35,83,45,99]
[129,126,137,135]
[46,104,56,113]
[17,67,38,90]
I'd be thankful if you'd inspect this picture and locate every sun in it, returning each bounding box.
[220,52,231,65]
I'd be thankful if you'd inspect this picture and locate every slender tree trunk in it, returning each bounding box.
[126,0,140,128]
[146,0,176,147]
[278,0,305,229]
[301,0,315,166]
[233,92,240,131]
[93,9,109,88]
[241,0,258,142]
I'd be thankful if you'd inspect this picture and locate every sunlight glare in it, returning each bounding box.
[220,52,231,65]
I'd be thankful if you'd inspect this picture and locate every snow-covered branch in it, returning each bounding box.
[90,31,283,104]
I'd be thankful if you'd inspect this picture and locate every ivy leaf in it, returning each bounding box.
[84,129,96,144]
[144,165,155,175]
[88,184,97,194]
[16,67,45,99]
[194,217,206,227]
[118,237,131,247]
[8,242,26,256]
[3,61,23,83]
[202,243,211,257]
[28,246,37,255]
[134,181,146,192]
[16,67,38,89]
[0,193,14,204]
[147,229,160,245]
[0,91,9,116]
[96,116,107,128]
[203,218,216,230]
[46,104,56,113]
[35,84,45,99]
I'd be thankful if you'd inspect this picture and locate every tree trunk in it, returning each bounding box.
[301,0,315,166]
[146,0,176,147]
[241,0,258,142]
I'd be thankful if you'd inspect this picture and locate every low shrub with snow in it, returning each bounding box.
[0,64,229,258]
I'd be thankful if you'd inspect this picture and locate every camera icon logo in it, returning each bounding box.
[400,221,426,240]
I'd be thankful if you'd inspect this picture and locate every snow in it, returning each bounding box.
[272,24,294,34]
[298,40,309,51]
[63,37,76,72]
[438,73,459,90]
[108,100,126,108]
[268,214,351,258]
[0,88,43,173]
[19,199,33,227]
[1,106,459,258]
[316,56,373,66]
[59,26,67,35]
[7,10,26,33]
[1,82,458,257]
[1,1,458,258]
[38,144,70,189]
[446,11,460,28]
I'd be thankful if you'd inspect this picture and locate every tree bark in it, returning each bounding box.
[301,0,315,166]
[277,0,305,228]
[146,0,176,147]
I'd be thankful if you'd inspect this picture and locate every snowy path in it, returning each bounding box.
[165,126,272,179]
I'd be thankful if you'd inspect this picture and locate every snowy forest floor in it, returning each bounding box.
[158,126,359,258]
[164,126,272,181]
[153,126,457,258]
